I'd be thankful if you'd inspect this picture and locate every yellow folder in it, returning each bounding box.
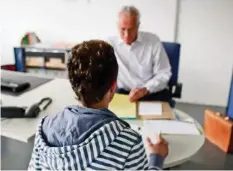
[109,94,136,119]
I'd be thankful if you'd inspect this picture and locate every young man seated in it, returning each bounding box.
[28,40,168,170]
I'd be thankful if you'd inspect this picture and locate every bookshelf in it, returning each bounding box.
[14,46,70,78]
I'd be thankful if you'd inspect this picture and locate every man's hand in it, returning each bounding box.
[129,88,149,102]
[146,134,169,158]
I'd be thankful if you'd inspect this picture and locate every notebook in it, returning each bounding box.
[143,120,200,136]
[137,101,173,120]
[138,102,162,116]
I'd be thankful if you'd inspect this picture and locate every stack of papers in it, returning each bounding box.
[142,120,200,136]
[109,94,136,119]
[138,102,162,116]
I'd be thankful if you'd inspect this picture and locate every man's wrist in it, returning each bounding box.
[143,87,149,95]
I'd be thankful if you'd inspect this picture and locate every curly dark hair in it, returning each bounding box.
[67,40,118,107]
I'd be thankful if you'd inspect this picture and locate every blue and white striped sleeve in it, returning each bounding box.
[124,137,164,170]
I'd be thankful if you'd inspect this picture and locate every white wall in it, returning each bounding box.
[0,0,177,64]
[177,0,233,106]
[1,0,233,106]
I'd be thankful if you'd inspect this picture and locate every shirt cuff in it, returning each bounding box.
[144,79,159,94]
[148,153,165,169]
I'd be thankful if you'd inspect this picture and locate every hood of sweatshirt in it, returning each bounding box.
[41,105,128,147]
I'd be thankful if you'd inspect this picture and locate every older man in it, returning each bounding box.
[108,5,172,102]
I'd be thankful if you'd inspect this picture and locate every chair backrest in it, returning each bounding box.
[226,69,233,119]
[162,42,181,85]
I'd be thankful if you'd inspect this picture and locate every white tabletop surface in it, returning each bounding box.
[128,110,205,168]
[1,78,205,168]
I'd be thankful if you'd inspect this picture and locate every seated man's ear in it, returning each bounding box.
[108,81,117,102]
[110,81,117,94]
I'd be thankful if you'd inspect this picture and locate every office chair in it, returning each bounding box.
[226,69,233,119]
[162,42,182,107]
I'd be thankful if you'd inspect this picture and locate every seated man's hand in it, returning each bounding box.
[129,88,149,102]
[146,134,169,158]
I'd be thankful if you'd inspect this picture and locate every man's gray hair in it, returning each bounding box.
[118,5,140,25]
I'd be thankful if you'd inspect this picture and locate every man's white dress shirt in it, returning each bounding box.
[108,31,172,93]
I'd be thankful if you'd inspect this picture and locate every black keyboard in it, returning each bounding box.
[1,78,30,93]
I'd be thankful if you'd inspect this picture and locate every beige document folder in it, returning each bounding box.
[109,94,136,119]
[109,94,173,120]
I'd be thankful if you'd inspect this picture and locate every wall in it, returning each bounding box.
[177,0,233,106]
[0,0,177,64]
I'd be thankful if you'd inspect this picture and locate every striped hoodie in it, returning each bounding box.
[28,105,164,170]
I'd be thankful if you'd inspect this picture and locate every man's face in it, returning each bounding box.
[118,12,139,45]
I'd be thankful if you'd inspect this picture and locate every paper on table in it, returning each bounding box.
[109,94,136,119]
[143,120,200,136]
[138,102,162,115]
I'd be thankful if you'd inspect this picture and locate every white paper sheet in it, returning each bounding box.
[142,120,200,137]
[138,102,162,116]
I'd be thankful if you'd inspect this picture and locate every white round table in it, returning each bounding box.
[126,108,205,169]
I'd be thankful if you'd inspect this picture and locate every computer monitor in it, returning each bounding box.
[226,69,233,119]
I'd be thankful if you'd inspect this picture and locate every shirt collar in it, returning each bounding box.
[117,35,124,45]
[136,32,142,43]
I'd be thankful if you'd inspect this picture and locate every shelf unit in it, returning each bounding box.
[14,46,71,78]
